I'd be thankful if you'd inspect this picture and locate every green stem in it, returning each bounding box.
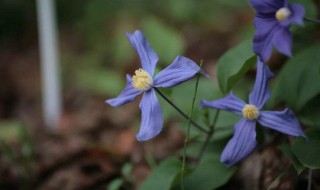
[154,88,208,133]
[181,62,203,190]
[308,169,313,190]
[304,17,320,24]
[196,110,220,162]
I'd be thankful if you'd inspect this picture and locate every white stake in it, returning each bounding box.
[36,0,62,130]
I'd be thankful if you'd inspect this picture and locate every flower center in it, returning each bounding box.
[131,68,153,91]
[275,7,292,21]
[242,104,259,120]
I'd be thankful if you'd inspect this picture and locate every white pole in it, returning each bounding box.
[36,0,62,130]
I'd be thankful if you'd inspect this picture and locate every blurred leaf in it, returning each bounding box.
[170,77,220,118]
[267,167,289,190]
[19,125,33,160]
[121,163,133,178]
[112,32,134,64]
[142,17,185,65]
[216,40,256,94]
[298,95,320,127]
[291,0,317,17]
[292,129,320,169]
[212,127,234,142]
[271,45,320,110]
[107,178,123,190]
[76,67,124,96]
[167,0,197,22]
[139,158,182,190]
[214,110,241,129]
[278,144,305,174]
[0,120,23,143]
[182,154,236,190]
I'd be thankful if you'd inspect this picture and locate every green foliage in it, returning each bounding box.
[107,162,133,190]
[216,40,256,94]
[107,179,123,190]
[0,120,23,143]
[166,0,249,28]
[142,17,185,65]
[111,22,136,65]
[121,163,133,178]
[298,95,320,127]
[181,154,236,190]
[292,129,320,169]
[170,78,219,117]
[267,167,290,190]
[272,45,320,111]
[278,144,305,174]
[75,67,124,96]
[0,121,35,187]
[139,158,182,190]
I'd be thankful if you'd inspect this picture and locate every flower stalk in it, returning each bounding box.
[304,16,320,24]
[154,88,208,133]
[180,61,203,190]
[196,110,220,162]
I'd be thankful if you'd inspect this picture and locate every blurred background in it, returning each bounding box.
[2,0,312,189]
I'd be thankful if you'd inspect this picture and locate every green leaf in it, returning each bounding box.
[271,45,320,110]
[278,144,305,174]
[107,178,123,190]
[0,120,23,143]
[142,17,185,65]
[170,78,220,117]
[298,95,320,127]
[182,154,236,190]
[139,158,182,190]
[75,67,124,96]
[267,167,290,190]
[292,129,320,169]
[121,163,133,178]
[112,25,135,65]
[216,40,256,94]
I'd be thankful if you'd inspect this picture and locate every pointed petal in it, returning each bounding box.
[273,28,292,57]
[249,59,274,109]
[201,92,246,115]
[253,17,280,62]
[221,118,257,167]
[258,109,306,138]
[126,30,159,76]
[289,3,305,25]
[136,89,163,141]
[153,56,201,88]
[250,0,284,14]
[272,28,292,57]
[106,75,141,106]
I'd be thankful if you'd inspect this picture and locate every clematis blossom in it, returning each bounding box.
[250,0,305,62]
[106,30,202,142]
[201,59,306,167]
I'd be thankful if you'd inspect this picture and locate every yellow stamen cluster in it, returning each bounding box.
[132,68,153,91]
[242,104,259,120]
[275,7,292,21]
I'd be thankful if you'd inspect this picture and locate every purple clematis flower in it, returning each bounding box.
[250,0,305,62]
[106,30,202,142]
[201,59,306,167]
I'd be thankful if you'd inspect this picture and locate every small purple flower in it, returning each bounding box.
[106,30,202,141]
[201,59,306,167]
[250,0,305,62]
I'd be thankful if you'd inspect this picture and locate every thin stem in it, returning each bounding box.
[304,17,320,24]
[181,61,202,190]
[308,169,313,190]
[154,88,208,133]
[196,110,220,162]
